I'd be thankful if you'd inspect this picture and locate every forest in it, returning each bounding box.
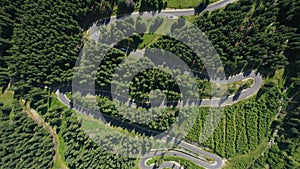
[249,0,300,168]
[186,76,284,157]
[0,0,299,168]
[0,0,136,168]
[0,101,54,168]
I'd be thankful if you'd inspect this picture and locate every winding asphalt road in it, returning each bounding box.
[89,0,238,41]
[57,69,262,169]
[116,50,263,108]
[60,0,264,169]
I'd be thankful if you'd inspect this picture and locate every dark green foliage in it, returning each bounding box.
[186,81,283,158]
[150,36,205,73]
[0,0,299,168]
[117,0,135,17]
[0,0,137,167]
[0,0,20,87]
[150,0,290,76]
[96,95,178,132]
[45,107,62,128]
[251,1,300,167]
[0,103,54,169]
[59,110,135,169]
[96,49,126,90]
[0,0,113,95]
[139,0,165,12]
[9,0,82,87]
[196,0,290,75]
[129,68,181,103]
[194,0,209,15]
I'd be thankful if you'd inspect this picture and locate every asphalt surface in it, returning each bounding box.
[120,50,263,108]
[89,0,238,41]
[139,135,224,169]
[57,69,262,169]
[62,0,264,169]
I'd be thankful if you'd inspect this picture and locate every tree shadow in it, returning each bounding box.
[233,91,241,101]
[139,0,165,13]
[194,1,209,15]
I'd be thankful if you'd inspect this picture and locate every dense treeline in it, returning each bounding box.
[0,0,299,168]
[32,96,137,169]
[0,0,137,168]
[54,108,135,169]
[139,0,166,12]
[196,0,291,75]
[186,80,284,158]
[0,102,54,168]
[185,0,300,167]
[250,0,300,168]
[0,0,114,97]
[0,0,22,87]
[150,0,290,76]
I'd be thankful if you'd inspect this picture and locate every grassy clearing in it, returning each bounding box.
[75,107,154,169]
[50,93,67,109]
[50,93,143,137]
[146,155,204,169]
[155,19,173,34]
[202,78,255,98]
[0,87,14,105]
[76,112,107,130]
[224,138,269,169]
[138,18,172,49]
[265,68,285,85]
[48,95,69,169]
[138,34,162,49]
[76,110,151,139]
[184,15,201,23]
[51,94,149,168]
[52,132,68,169]
[0,89,67,168]
[165,0,219,9]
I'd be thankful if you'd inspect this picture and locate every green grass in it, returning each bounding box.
[52,132,68,169]
[50,93,156,169]
[265,68,285,85]
[50,93,67,109]
[49,94,71,168]
[146,155,204,169]
[154,19,173,34]
[76,110,152,139]
[201,77,255,98]
[114,0,222,15]
[50,94,104,131]
[31,94,68,169]
[165,0,219,9]
[137,18,173,49]
[146,156,159,165]
[0,87,14,105]
[65,92,72,100]
[184,15,201,23]
[138,34,162,49]
[76,112,108,130]
[224,138,269,169]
